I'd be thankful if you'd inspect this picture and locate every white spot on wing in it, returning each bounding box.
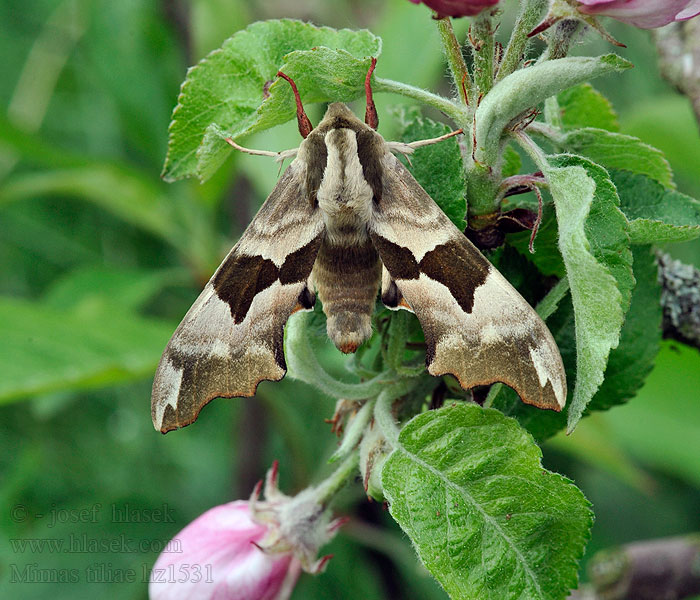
[153,358,183,430]
[529,346,566,408]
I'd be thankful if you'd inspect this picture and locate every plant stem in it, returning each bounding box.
[285,312,389,400]
[329,398,376,463]
[538,19,584,62]
[537,277,570,320]
[374,77,467,124]
[314,450,360,507]
[527,121,567,146]
[436,17,471,104]
[543,96,564,129]
[470,11,495,97]
[497,0,548,82]
[374,387,402,446]
[512,129,549,172]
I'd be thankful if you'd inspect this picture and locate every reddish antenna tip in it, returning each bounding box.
[365,57,378,130]
[277,71,314,138]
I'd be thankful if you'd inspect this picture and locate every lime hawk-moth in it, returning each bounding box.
[151,60,566,433]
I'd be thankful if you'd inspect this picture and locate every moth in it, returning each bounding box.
[152,59,566,433]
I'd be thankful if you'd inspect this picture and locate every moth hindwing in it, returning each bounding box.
[152,101,566,433]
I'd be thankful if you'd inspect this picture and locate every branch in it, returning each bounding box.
[653,20,700,130]
[568,534,700,600]
[658,253,700,351]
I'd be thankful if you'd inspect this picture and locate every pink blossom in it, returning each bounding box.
[149,462,346,600]
[577,0,700,28]
[148,501,300,600]
[408,0,500,18]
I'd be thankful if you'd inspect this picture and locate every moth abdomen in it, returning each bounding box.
[313,240,381,354]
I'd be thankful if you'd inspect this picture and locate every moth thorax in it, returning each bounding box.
[317,128,374,232]
[312,239,381,354]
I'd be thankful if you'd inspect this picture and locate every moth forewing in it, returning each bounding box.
[151,160,325,433]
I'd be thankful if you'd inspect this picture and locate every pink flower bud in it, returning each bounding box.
[576,0,700,28]
[408,0,500,18]
[149,462,347,599]
[148,501,300,600]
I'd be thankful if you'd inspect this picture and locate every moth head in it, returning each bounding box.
[316,102,372,134]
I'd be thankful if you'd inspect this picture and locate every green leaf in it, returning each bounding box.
[545,155,633,432]
[43,266,187,312]
[382,403,592,600]
[611,170,700,244]
[163,19,381,181]
[588,245,661,412]
[0,297,174,404]
[562,129,673,188]
[392,107,467,229]
[474,55,631,166]
[557,83,619,132]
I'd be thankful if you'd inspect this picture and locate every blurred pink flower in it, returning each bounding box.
[577,0,700,28]
[149,462,346,600]
[149,500,300,600]
[408,0,500,18]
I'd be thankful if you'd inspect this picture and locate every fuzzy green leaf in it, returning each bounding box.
[557,83,619,132]
[611,170,700,244]
[494,245,662,440]
[474,55,631,166]
[162,19,381,181]
[545,155,633,432]
[393,107,467,229]
[382,403,592,600]
[562,129,673,188]
[0,298,174,404]
[587,245,662,411]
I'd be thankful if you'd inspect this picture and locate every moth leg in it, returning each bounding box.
[380,266,413,312]
[385,128,463,156]
[365,57,378,130]
[292,280,316,314]
[277,71,314,138]
[224,138,298,164]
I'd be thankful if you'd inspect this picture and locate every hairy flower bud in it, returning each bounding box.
[149,462,347,600]
[576,0,700,29]
[148,501,300,600]
[408,0,500,18]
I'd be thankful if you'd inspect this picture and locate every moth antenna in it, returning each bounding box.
[277,71,314,138]
[365,57,378,130]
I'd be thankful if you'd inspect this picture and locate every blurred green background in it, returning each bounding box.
[1,0,699,598]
